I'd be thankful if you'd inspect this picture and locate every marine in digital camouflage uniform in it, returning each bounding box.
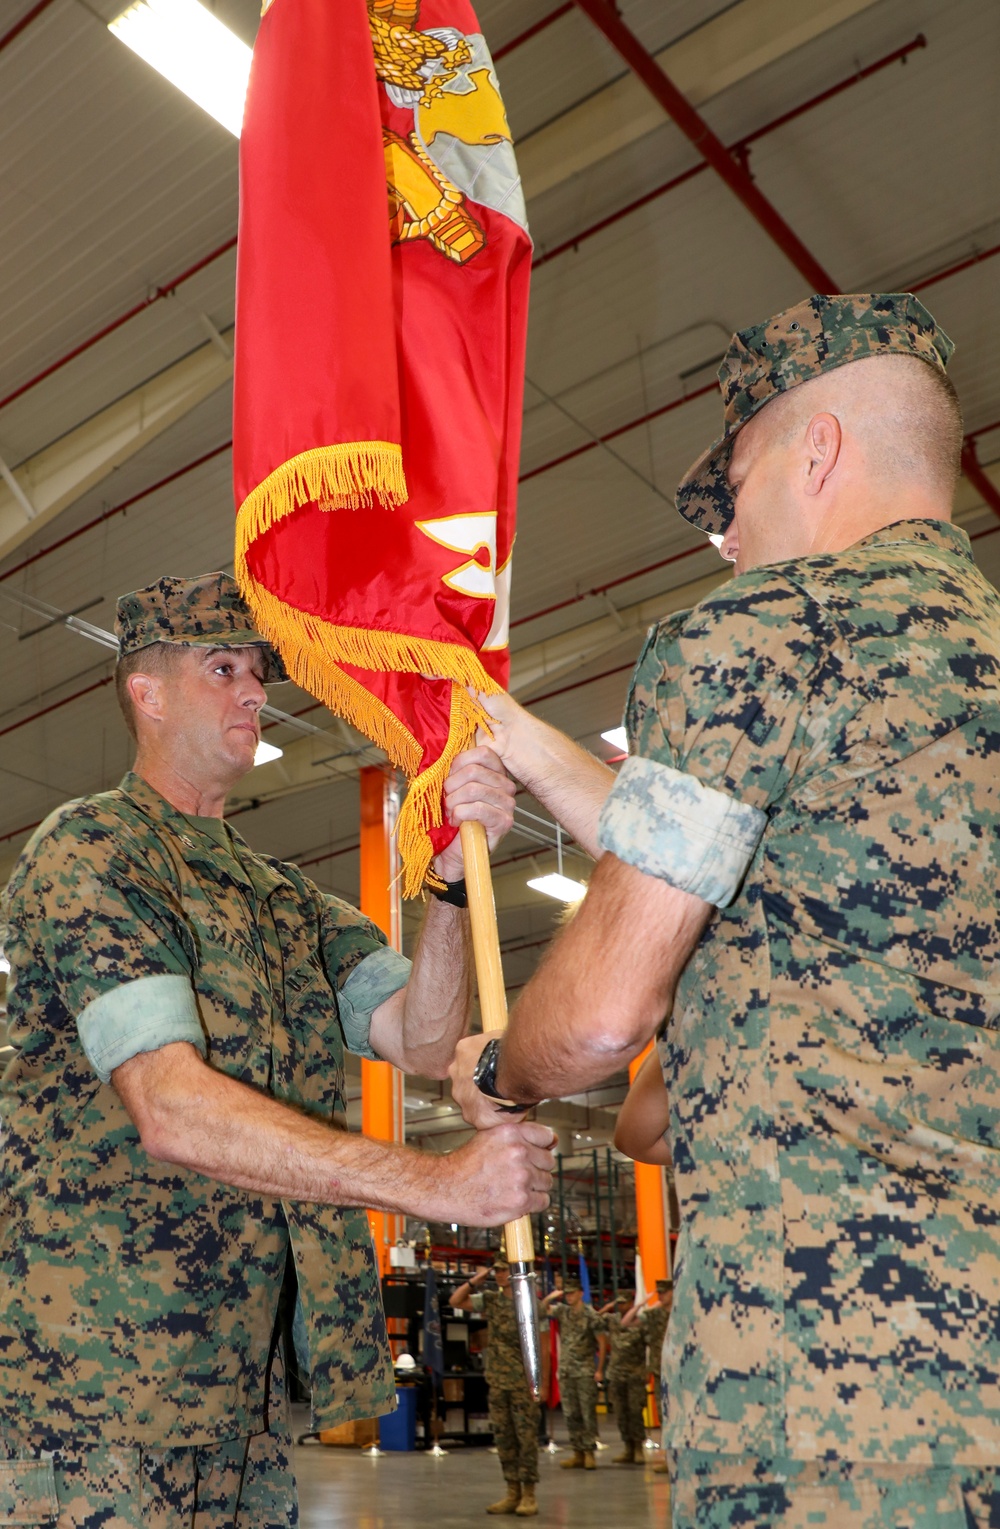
[453,1256,540,1516]
[449,294,1000,1528]
[0,574,550,1528]
[595,1297,648,1463]
[543,1280,602,1466]
[634,1281,671,1386]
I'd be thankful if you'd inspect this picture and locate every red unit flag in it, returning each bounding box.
[234,0,531,895]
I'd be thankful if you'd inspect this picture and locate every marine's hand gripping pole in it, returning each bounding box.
[460,820,542,1401]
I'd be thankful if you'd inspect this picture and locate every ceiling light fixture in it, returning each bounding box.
[527,871,588,902]
[254,740,283,767]
[601,727,627,752]
[108,0,252,137]
[527,819,587,903]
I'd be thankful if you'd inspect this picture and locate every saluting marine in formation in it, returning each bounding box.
[541,1278,605,1470]
[452,1253,543,1516]
[595,1294,648,1464]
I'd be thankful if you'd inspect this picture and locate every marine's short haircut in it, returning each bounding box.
[760,352,964,500]
[114,642,185,741]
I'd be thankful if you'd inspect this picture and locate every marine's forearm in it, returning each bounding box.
[369,895,474,1077]
[504,712,614,860]
[112,1041,553,1227]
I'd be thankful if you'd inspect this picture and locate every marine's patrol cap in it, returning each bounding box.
[492,1253,510,1269]
[561,1278,582,1294]
[676,293,955,536]
[115,573,288,683]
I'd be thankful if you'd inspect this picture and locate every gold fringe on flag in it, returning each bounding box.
[395,682,492,896]
[236,441,407,550]
[236,491,500,897]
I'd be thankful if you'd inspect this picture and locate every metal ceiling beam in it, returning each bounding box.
[520,0,883,202]
[572,0,836,292]
[0,333,234,565]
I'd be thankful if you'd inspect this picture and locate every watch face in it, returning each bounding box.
[474,1038,498,1092]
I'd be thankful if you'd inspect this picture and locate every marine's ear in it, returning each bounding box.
[127,669,168,725]
[802,411,842,498]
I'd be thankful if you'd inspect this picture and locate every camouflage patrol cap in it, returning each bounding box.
[676,293,955,536]
[115,573,288,682]
[562,1277,582,1294]
[492,1252,509,1268]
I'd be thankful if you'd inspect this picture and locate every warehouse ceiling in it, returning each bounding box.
[1,0,998,1153]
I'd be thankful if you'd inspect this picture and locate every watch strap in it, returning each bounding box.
[430,877,468,909]
[474,1036,532,1113]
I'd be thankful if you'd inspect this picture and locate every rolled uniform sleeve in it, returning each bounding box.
[79,974,204,1084]
[5,809,202,1082]
[598,572,830,907]
[319,895,411,1060]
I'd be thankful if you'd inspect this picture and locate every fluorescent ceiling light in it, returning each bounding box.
[108,0,252,137]
[254,739,283,767]
[527,872,588,903]
[0,956,9,975]
[708,533,725,549]
[601,727,627,752]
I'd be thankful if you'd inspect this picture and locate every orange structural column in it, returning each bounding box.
[628,1040,671,1289]
[359,765,405,1275]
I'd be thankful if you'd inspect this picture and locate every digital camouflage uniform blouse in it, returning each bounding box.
[555,1300,603,1380]
[470,1289,534,1393]
[598,520,1000,1465]
[0,773,410,1447]
[637,1300,671,1375]
[595,1312,647,1380]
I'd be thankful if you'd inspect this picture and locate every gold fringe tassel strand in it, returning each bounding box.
[236,441,407,553]
[236,564,423,775]
[396,682,497,899]
[235,518,503,896]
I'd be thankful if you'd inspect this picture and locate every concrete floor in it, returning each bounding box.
[294,1410,671,1528]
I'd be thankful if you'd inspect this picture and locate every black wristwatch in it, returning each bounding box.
[429,877,468,909]
[473,1037,533,1114]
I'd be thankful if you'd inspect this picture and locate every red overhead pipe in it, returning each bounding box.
[296,841,361,870]
[0,675,113,741]
[533,36,926,272]
[511,539,712,629]
[961,441,1000,523]
[519,380,716,485]
[967,416,1000,444]
[527,659,636,708]
[0,816,45,846]
[494,3,573,61]
[911,242,1000,296]
[0,0,55,54]
[572,0,836,291]
[0,237,238,416]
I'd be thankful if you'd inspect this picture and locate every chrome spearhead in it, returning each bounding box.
[509,1261,542,1401]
